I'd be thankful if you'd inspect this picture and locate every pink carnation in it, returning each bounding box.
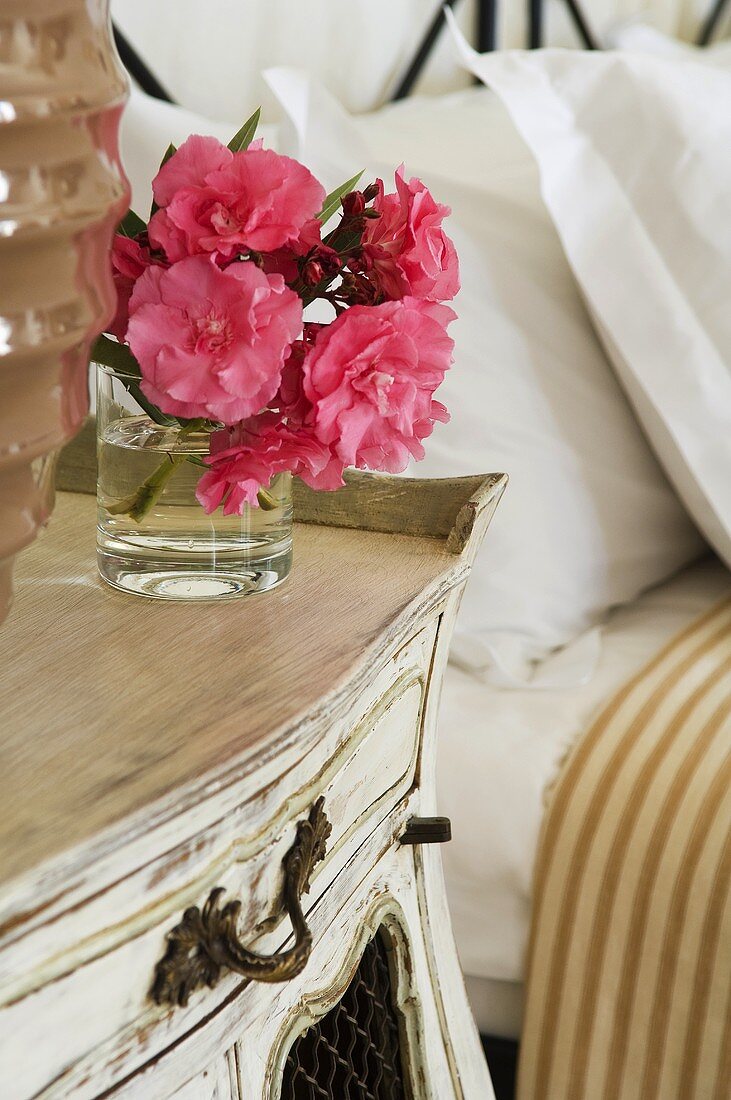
[303,297,454,473]
[196,414,344,515]
[126,255,302,424]
[108,234,163,341]
[148,134,326,262]
[362,169,459,302]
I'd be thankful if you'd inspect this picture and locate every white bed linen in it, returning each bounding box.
[607,21,731,67]
[437,555,731,1037]
[449,30,731,566]
[268,71,705,687]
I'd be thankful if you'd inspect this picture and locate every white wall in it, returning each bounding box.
[111,0,714,124]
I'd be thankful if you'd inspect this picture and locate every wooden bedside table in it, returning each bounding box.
[0,430,505,1100]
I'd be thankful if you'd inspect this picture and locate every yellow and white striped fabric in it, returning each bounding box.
[517,596,731,1100]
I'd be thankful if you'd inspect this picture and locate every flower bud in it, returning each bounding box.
[341,190,366,217]
[302,259,325,286]
[363,182,380,202]
[314,244,342,277]
[339,272,380,305]
[347,249,373,274]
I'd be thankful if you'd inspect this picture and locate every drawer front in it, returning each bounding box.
[167,1055,238,1100]
[109,800,455,1100]
[0,620,438,1100]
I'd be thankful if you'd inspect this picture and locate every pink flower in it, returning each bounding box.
[126,255,302,424]
[196,413,344,514]
[361,169,459,302]
[152,135,233,205]
[148,134,326,261]
[107,234,163,341]
[303,297,454,473]
[274,340,314,425]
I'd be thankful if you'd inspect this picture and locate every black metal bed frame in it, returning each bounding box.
[392,0,730,99]
[114,0,730,108]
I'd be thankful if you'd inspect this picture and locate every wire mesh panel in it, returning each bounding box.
[280,930,409,1099]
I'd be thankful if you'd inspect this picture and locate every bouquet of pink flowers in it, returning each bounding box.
[94,109,459,519]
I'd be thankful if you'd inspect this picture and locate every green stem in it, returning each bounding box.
[107,417,207,523]
[108,439,278,522]
[107,450,188,522]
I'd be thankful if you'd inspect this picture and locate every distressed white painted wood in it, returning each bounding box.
[168,1051,238,1099]
[0,468,505,1099]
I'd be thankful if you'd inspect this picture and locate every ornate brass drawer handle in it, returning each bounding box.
[151,798,332,1007]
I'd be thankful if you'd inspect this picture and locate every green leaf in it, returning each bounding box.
[159,142,177,168]
[317,171,364,227]
[228,108,261,153]
[117,209,146,238]
[92,334,141,376]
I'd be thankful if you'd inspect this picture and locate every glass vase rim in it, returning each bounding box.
[95,360,140,382]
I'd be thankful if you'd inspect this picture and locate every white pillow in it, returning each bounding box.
[450,28,731,567]
[266,70,705,685]
[606,21,731,70]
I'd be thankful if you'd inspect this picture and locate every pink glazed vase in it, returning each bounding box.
[0,0,129,622]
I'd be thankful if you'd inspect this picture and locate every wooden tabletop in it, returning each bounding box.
[0,489,480,891]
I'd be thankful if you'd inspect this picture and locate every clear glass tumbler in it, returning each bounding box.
[96,364,293,600]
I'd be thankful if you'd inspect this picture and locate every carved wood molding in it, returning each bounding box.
[265,898,426,1099]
